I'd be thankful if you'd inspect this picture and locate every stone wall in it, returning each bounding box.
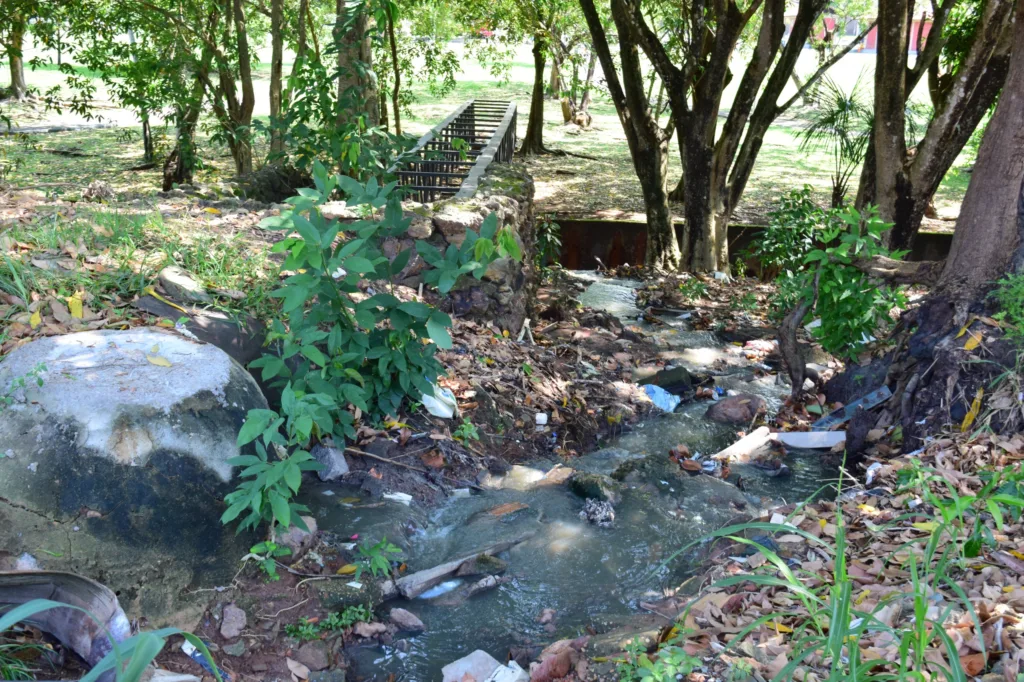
[325,162,537,332]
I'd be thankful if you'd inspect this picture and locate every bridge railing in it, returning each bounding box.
[392,99,517,203]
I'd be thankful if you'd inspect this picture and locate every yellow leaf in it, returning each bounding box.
[336,564,358,575]
[819,518,827,529]
[147,354,172,367]
[912,521,938,532]
[964,331,982,351]
[961,387,984,433]
[151,344,160,353]
[765,621,793,633]
[29,310,41,328]
[67,292,83,319]
[204,207,222,214]
[1009,550,1024,561]
[955,316,978,338]
[143,286,189,313]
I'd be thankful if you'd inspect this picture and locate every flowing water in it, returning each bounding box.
[306,273,837,680]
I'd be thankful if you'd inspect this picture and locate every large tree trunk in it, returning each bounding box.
[520,33,548,156]
[6,15,27,100]
[680,126,717,271]
[838,0,1024,454]
[579,0,680,269]
[871,0,910,230]
[336,0,378,126]
[386,3,401,135]
[269,0,285,157]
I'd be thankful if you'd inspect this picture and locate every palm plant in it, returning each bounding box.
[798,76,872,208]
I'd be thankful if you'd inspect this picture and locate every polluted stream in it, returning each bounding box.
[304,273,838,680]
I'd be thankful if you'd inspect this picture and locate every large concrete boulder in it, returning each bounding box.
[0,329,266,627]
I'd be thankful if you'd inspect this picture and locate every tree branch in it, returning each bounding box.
[854,255,944,286]
[777,18,876,114]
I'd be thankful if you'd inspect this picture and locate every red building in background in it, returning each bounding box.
[786,11,934,53]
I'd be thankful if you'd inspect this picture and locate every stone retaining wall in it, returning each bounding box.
[324,162,537,332]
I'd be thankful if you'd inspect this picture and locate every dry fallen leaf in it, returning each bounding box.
[146,354,172,367]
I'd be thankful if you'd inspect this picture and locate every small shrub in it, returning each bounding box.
[355,537,402,580]
[535,215,562,268]
[223,161,520,535]
[245,540,292,582]
[285,604,373,642]
[617,633,701,681]
[453,417,480,442]
[677,277,708,302]
[743,186,833,278]
[776,205,907,360]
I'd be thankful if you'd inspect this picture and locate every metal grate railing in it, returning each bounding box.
[392,99,517,203]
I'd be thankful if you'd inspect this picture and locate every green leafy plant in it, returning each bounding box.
[225,162,519,535]
[990,272,1024,347]
[776,205,907,360]
[0,640,43,681]
[743,186,834,279]
[245,540,292,582]
[535,215,562,268]
[453,417,480,442]
[284,618,320,642]
[355,537,402,580]
[0,599,222,682]
[617,632,702,681]
[676,277,708,303]
[798,77,872,208]
[285,604,373,642]
[729,292,758,311]
[0,363,45,412]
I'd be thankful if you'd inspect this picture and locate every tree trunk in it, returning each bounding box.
[142,118,154,163]
[548,50,561,99]
[884,0,1015,251]
[232,0,255,174]
[269,0,285,157]
[580,50,597,112]
[680,128,717,271]
[7,15,27,100]
[872,0,910,228]
[837,0,1024,453]
[386,4,402,135]
[579,0,680,269]
[336,0,379,126]
[520,33,548,155]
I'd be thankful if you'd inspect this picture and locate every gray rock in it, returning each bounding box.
[568,473,621,505]
[353,621,387,638]
[320,202,360,221]
[310,443,350,481]
[407,215,434,239]
[274,516,318,558]
[159,265,212,304]
[295,640,330,671]
[442,650,502,682]
[483,257,515,284]
[432,207,484,237]
[0,329,266,626]
[222,640,246,657]
[704,394,767,424]
[389,608,425,633]
[310,671,347,682]
[220,603,247,639]
[636,366,692,395]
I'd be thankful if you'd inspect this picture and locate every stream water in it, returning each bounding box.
[304,273,838,680]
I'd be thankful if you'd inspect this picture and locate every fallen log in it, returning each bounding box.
[712,427,779,463]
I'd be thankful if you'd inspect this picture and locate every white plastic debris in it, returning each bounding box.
[773,431,847,449]
[805,318,822,330]
[346,581,363,589]
[865,462,883,486]
[422,384,459,419]
[383,492,413,506]
[535,413,549,426]
[713,271,731,281]
[643,384,681,412]
[485,661,530,682]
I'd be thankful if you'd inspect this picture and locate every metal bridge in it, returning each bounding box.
[393,99,517,203]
